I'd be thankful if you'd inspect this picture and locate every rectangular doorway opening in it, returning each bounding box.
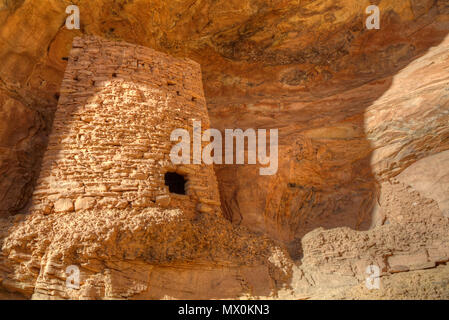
[164,172,186,195]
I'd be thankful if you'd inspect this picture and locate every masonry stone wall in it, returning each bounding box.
[29,36,221,217]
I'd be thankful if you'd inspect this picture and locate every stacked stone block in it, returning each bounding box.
[29,36,221,217]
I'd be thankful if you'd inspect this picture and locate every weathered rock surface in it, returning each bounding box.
[397,150,449,218]
[0,0,448,299]
[287,179,449,299]
[0,207,294,299]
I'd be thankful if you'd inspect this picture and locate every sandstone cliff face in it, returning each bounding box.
[0,0,448,299]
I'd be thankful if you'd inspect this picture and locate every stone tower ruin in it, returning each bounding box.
[29,36,221,217]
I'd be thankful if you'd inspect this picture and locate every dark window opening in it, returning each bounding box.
[112,73,117,78]
[62,57,68,61]
[164,172,186,195]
